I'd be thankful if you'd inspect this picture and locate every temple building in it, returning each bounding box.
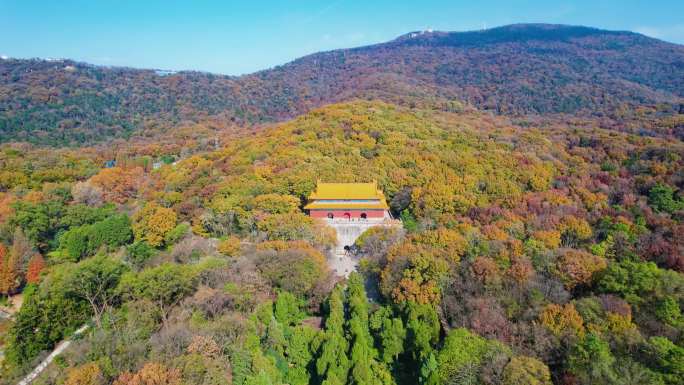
[304,181,391,220]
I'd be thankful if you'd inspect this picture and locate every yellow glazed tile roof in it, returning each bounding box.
[306,181,389,210]
[304,202,388,210]
[308,181,386,200]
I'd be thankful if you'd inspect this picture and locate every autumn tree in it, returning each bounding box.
[133,202,178,247]
[113,362,181,385]
[556,249,607,289]
[64,362,104,385]
[0,243,18,295]
[559,216,593,247]
[539,303,585,338]
[217,236,241,257]
[89,166,144,204]
[507,255,534,284]
[255,241,328,297]
[256,212,316,242]
[25,253,45,284]
[186,335,221,358]
[382,241,449,304]
[252,193,300,214]
[0,231,27,295]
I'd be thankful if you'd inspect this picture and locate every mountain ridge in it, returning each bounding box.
[1,23,684,145]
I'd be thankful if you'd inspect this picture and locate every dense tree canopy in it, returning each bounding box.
[0,100,683,385]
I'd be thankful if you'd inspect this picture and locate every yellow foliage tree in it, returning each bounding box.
[412,228,467,263]
[252,193,300,214]
[539,303,585,338]
[217,236,241,257]
[559,216,593,246]
[133,202,178,247]
[502,356,552,385]
[531,230,561,249]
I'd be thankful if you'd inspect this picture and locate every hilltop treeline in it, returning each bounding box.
[2,24,684,145]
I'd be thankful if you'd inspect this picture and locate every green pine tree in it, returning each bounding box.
[316,285,350,384]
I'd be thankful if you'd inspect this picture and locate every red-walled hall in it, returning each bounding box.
[309,209,385,219]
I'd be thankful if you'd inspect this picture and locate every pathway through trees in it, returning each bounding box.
[17,324,89,385]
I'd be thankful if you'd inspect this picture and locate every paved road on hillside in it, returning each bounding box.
[17,324,89,385]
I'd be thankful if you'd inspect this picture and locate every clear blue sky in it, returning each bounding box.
[2,0,683,75]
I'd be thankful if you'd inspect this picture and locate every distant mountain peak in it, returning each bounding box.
[390,23,641,47]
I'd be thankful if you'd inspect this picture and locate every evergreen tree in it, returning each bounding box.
[419,352,439,385]
[285,326,316,385]
[347,273,395,385]
[274,290,304,327]
[316,285,350,385]
[370,306,406,364]
[405,302,440,361]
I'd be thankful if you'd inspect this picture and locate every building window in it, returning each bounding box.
[360,213,367,219]
[327,213,334,219]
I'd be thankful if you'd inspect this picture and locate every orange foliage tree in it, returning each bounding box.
[25,254,46,284]
[89,166,144,204]
[0,193,15,224]
[556,249,607,289]
[64,362,104,385]
[0,243,20,295]
[507,256,534,284]
[113,363,181,385]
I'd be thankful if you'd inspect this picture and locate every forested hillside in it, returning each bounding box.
[1,101,683,384]
[2,24,684,145]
